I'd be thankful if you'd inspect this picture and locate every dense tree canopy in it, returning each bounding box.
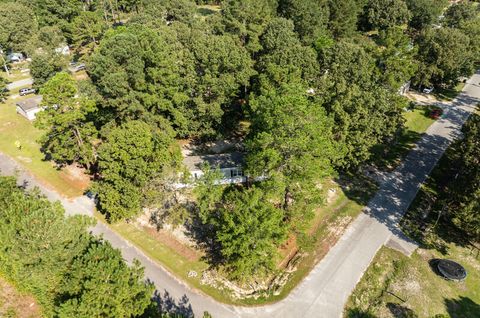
[362,0,411,31]
[414,27,474,87]
[405,0,447,30]
[0,2,38,52]
[94,120,181,220]
[35,72,98,168]
[0,176,153,316]
[214,187,287,280]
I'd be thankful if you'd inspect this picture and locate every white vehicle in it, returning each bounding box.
[423,87,434,94]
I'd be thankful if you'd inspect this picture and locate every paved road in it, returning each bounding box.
[0,71,479,318]
[6,78,33,91]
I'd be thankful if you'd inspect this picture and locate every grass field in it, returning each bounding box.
[0,95,86,197]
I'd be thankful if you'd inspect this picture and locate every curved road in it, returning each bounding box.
[1,72,479,317]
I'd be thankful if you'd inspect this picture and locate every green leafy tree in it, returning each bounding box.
[278,0,330,45]
[0,2,38,52]
[414,27,474,87]
[89,25,193,135]
[362,0,411,31]
[256,18,319,91]
[94,120,181,221]
[377,27,418,91]
[214,187,288,280]
[30,52,67,87]
[35,72,98,168]
[35,26,66,52]
[443,1,478,28]
[327,0,360,38]
[71,11,107,50]
[221,0,278,53]
[318,40,407,168]
[246,83,338,225]
[184,31,255,137]
[23,0,82,30]
[56,242,154,318]
[405,0,447,30]
[460,17,480,63]
[444,114,480,242]
[0,175,154,316]
[0,176,92,315]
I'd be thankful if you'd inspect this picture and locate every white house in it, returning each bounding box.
[16,96,43,120]
[181,152,246,187]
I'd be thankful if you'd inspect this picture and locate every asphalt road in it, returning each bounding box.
[6,78,33,90]
[0,71,479,318]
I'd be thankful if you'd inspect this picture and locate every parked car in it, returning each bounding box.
[423,87,434,94]
[19,88,36,96]
[429,108,443,119]
[74,63,86,72]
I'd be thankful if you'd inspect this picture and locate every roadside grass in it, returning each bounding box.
[99,174,377,306]
[0,96,85,197]
[434,82,466,102]
[345,243,480,317]
[0,275,42,318]
[345,128,480,318]
[372,106,437,170]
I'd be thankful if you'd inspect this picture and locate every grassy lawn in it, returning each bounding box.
[0,96,86,197]
[372,106,437,170]
[100,174,377,306]
[1,64,31,82]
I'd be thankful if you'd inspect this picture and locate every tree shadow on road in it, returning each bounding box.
[146,289,195,318]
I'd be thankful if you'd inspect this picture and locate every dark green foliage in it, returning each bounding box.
[35,72,98,168]
[278,0,330,45]
[214,187,288,280]
[327,0,360,38]
[362,0,411,31]
[443,114,480,242]
[405,0,447,30]
[30,52,67,87]
[414,27,474,87]
[318,40,407,168]
[0,176,153,317]
[256,17,319,91]
[221,0,278,53]
[94,120,181,221]
[443,1,478,28]
[0,76,7,101]
[56,242,153,318]
[0,2,38,52]
[70,11,107,50]
[246,83,339,226]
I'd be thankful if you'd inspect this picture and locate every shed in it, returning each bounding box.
[16,96,43,120]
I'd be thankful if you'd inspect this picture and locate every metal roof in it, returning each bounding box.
[183,152,244,171]
[16,95,43,112]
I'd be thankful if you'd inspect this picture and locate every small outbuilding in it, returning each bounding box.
[16,96,43,120]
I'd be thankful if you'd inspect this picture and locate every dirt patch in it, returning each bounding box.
[142,226,202,262]
[59,164,90,191]
[0,277,41,318]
